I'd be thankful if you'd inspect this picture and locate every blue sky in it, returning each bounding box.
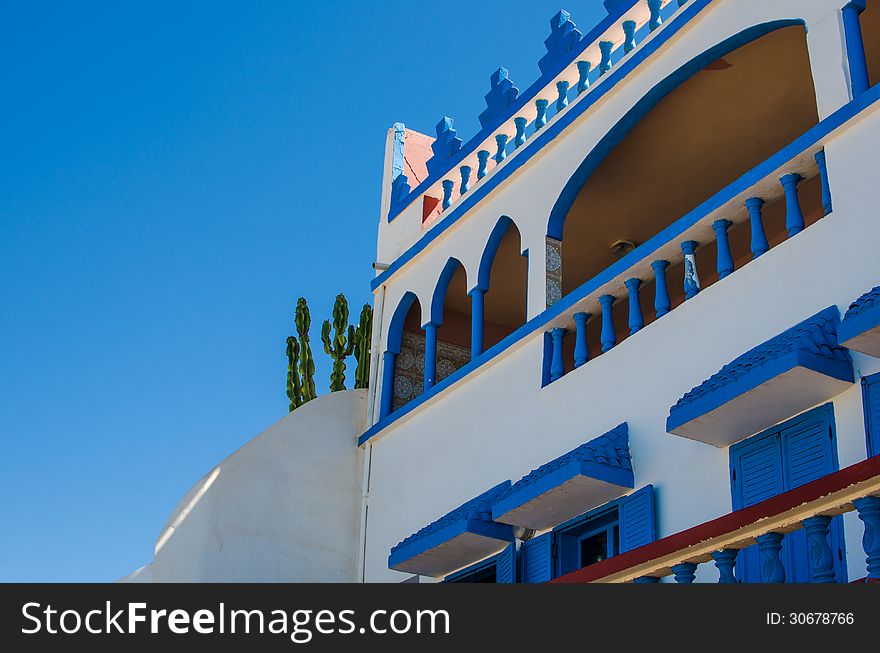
[0,1,607,581]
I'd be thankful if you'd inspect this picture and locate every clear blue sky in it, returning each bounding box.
[0,1,607,581]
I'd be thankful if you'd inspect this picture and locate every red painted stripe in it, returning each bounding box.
[552,455,880,583]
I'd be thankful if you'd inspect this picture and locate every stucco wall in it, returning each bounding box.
[123,389,366,582]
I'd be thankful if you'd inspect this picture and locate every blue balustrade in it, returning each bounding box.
[599,294,616,352]
[494,134,508,164]
[815,149,832,215]
[802,515,836,583]
[573,312,591,368]
[650,260,671,318]
[550,327,566,382]
[756,532,786,583]
[711,549,738,584]
[745,197,769,259]
[514,117,528,149]
[623,20,637,54]
[842,1,870,98]
[535,99,549,130]
[441,179,455,210]
[671,562,697,583]
[625,278,644,335]
[577,61,592,94]
[556,80,570,111]
[780,173,805,237]
[648,0,663,31]
[712,219,734,279]
[853,496,880,580]
[681,240,700,300]
[459,165,471,195]
[477,150,490,180]
[599,41,614,75]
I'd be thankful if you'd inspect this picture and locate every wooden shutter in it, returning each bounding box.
[521,533,554,583]
[619,485,656,553]
[863,374,880,457]
[495,543,517,584]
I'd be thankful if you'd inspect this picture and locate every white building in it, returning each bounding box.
[126,0,880,584]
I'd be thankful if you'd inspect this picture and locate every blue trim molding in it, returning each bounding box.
[388,481,514,577]
[667,307,854,446]
[839,285,880,357]
[492,424,634,530]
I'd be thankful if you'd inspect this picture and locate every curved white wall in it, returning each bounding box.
[123,390,366,582]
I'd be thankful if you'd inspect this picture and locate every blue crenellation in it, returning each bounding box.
[427,117,463,177]
[538,10,583,77]
[479,68,520,130]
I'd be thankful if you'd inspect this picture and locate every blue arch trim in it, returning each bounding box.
[386,291,420,354]
[545,18,806,240]
[476,216,522,291]
[429,258,465,326]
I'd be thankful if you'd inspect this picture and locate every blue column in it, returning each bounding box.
[853,496,880,580]
[477,150,490,179]
[711,549,738,584]
[550,327,565,382]
[843,1,870,98]
[815,149,832,215]
[780,173,805,237]
[648,0,663,32]
[379,351,396,419]
[681,240,700,300]
[556,81,569,111]
[623,20,636,53]
[745,197,769,258]
[459,165,471,195]
[599,294,616,353]
[756,532,786,583]
[577,61,591,94]
[599,41,613,75]
[535,99,549,130]
[513,117,527,149]
[633,576,660,583]
[651,260,671,318]
[470,288,485,360]
[573,312,590,368]
[494,134,508,164]
[712,219,734,280]
[671,562,697,584]
[625,278,644,335]
[441,180,454,210]
[424,323,438,390]
[802,515,836,583]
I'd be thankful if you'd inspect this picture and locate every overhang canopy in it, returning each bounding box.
[838,285,880,357]
[491,424,634,531]
[666,306,853,447]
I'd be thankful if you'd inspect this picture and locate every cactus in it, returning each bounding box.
[353,303,373,389]
[295,297,317,403]
[285,336,303,411]
[321,294,356,392]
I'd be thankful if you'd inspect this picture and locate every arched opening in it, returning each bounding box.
[381,292,424,416]
[550,22,820,303]
[430,259,472,385]
[477,218,528,351]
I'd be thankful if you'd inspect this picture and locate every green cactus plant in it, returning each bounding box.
[295,297,317,403]
[353,303,373,390]
[285,335,303,412]
[321,294,356,392]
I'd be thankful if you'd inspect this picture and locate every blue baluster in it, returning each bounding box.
[470,287,484,359]
[441,179,454,210]
[624,278,644,335]
[853,496,880,581]
[477,150,490,180]
[556,80,569,111]
[424,323,438,390]
[550,327,565,382]
[780,173,805,237]
[459,165,471,195]
[514,117,527,149]
[651,260,671,318]
[577,61,592,94]
[633,576,660,583]
[623,20,636,54]
[842,1,870,98]
[599,41,613,75]
[681,240,701,300]
[711,550,738,584]
[671,562,697,584]
[745,197,769,259]
[494,134,508,164]
[599,294,616,353]
[379,350,396,419]
[815,149,832,215]
[573,312,590,368]
[535,99,549,130]
[648,0,663,31]
[712,219,734,280]
[803,515,836,583]
[756,532,786,583]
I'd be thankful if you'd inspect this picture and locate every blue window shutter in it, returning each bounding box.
[521,533,554,583]
[863,374,880,457]
[495,543,516,583]
[730,432,784,510]
[780,405,837,489]
[619,485,656,553]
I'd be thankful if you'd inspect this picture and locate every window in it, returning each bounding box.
[556,507,619,576]
[862,372,880,458]
[443,543,515,584]
[730,404,847,582]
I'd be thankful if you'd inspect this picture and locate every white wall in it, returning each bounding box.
[362,0,880,582]
[123,390,366,582]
